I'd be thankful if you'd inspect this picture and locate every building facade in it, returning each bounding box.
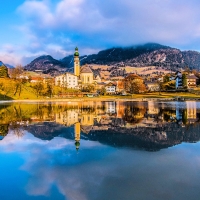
[175,71,183,89]
[80,65,94,85]
[105,82,116,94]
[186,74,198,89]
[55,73,78,88]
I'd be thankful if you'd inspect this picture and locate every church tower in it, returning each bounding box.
[74,47,80,76]
[74,122,81,151]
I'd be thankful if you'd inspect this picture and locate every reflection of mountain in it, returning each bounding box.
[87,123,200,151]
[21,120,200,151]
[25,122,73,140]
[78,122,200,151]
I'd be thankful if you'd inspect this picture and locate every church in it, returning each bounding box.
[55,47,100,89]
[74,47,98,85]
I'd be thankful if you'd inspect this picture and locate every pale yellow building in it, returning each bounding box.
[80,65,94,85]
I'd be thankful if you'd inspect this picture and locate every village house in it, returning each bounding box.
[30,77,43,83]
[175,71,183,89]
[145,81,160,92]
[186,74,198,89]
[55,72,78,89]
[105,82,117,94]
[175,71,198,89]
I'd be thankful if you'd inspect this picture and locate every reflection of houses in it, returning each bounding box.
[55,110,79,127]
[186,101,197,122]
[80,114,94,126]
[79,111,96,134]
[175,102,183,121]
[176,101,197,124]
[51,101,199,137]
[147,101,159,115]
[105,101,116,114]
[123,102,146,126]
[116,101,125,118]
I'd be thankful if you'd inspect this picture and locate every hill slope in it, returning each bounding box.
[24,55,67,76]
[24,43,200,75]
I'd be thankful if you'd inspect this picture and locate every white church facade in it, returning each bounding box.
[55,47,100,89]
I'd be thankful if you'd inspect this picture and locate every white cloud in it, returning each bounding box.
[1,0,200,65]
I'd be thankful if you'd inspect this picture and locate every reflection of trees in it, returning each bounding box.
[0,124,9,137]
[9,122,25,138]
[162,109,176,122]
[123,104,146,124]
[182,109,188,125]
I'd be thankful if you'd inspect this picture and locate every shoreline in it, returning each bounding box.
[0,97,200,103]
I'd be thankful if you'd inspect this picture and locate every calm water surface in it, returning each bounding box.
[0,101,200,200]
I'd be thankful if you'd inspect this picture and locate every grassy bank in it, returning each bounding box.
[1,78,200,101]
[0,92,200,102]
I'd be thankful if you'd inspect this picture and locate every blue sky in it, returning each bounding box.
[1,0,200,66]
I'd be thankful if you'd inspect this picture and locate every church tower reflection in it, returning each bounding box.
[74,122,81,151]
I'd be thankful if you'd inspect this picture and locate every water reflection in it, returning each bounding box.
[0,101,200,151]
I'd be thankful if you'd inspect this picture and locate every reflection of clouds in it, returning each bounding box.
[22,143,200,200]
[0,131,112,199]
[22,138,113,199]
[1,132,200,200]
[0,131,67,153]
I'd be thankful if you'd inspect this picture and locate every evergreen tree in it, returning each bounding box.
[0,65,9,78]
[182,74,187,88]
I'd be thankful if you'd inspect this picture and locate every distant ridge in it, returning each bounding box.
[24,43,200,74]
[24,55,67,76]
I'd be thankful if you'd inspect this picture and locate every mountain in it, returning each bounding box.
[61,43,171,67]
[61,43,200,70]
[25,43,200,75]
[88,44,200,70]
[0,61,14,69]
[5,64,14,68]
[0,61,6,67]
[24,55,68,76]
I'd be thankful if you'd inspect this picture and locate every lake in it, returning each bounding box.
[0,100,200,200]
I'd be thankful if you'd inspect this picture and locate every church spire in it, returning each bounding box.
[74,47,80,76]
